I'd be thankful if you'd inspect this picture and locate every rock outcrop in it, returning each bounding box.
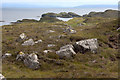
[74,38,98,53]
[17,19,38,23]
[58,12,72,18]
[41,13,57,18]
[68,12,81,17]
[86,10,119,18]
[41,12,81,18]
[40,16,61,22]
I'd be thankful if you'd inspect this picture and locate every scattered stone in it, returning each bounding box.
[74,38,98,53]
[19,33,27,40]
[64,26,76,34]
[43,50,53,54]
[56,47,76,58]
[16,33,27,42]
[48,30,55,33]
[80,29,83,31]
[78,23,82,26]
[16,52,26,61]
[47,44,56,47]
[2,53,12,58]
[24,53,40,70]
[58,35,67,39]
[22,39,35,46]
[117,27,120,31]
[35,39,42,44]
[0,74,6,80]
[69,29,77,34]
[92,60,97,63]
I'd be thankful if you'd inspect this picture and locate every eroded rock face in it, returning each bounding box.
[24,53,40,70]
[22,39,35,46]
[74,38,98,53]
[0,74,6,80]
[56,47,76,58]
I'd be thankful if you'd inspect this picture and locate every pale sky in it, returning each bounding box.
[2,0,119,4]
[1,0,119,8]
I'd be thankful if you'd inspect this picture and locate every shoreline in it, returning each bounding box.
[1,8,118,26]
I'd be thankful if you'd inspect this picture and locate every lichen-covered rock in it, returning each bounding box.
[64,26,76,34]
[0,74,6,80]
[22,39,35,46]
[74,38,98,53]
[24,53,40,70]
[69,29,77,34]
[56,48,76,58]
[16,52,26,61]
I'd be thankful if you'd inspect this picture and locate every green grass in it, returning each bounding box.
[2,16,119,78]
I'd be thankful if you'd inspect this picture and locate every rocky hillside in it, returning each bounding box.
[84,9,119,18]
[1,9,119,78]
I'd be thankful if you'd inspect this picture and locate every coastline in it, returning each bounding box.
[1,8,117,26]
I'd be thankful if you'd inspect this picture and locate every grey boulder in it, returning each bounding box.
[74,38,98,53]
[56,47,76,58]
[19,33,27,40]
[22,39,35,46]
[24,53,40,70]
